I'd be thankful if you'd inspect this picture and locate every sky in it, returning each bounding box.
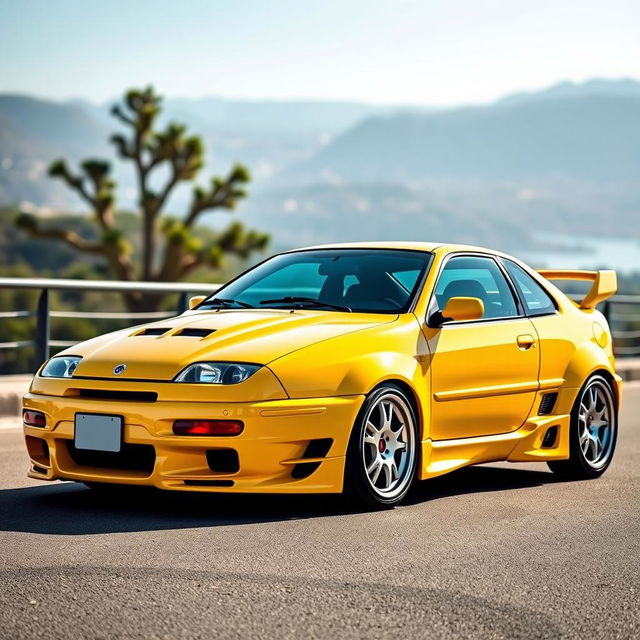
[0,0,638,106]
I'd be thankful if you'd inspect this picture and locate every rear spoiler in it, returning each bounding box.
[536,270,617,309]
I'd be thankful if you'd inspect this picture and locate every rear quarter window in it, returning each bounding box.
[503,260,557,316]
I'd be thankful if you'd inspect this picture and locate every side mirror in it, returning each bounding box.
[188,295,207,310]
[432,296,484,325]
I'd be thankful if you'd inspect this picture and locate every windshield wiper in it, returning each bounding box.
[259,296,352,312]
[204,297,254,309]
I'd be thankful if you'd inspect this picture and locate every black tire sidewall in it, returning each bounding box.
[344,383,419,508]
[570,374,618,478]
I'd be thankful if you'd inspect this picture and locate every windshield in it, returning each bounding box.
[199,249,432,313]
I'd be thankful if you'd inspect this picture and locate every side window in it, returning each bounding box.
[435,255,518,320]
[392,269,421,292]
[503,260,557,316]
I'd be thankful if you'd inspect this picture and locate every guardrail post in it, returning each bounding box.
[177,292,189,314]
[602,300,612,325]
[34,288,50,372]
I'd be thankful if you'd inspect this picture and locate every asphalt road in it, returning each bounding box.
[1,388,639,639]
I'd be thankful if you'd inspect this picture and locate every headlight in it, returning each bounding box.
[40,356,82,378]
[174,362,261,384]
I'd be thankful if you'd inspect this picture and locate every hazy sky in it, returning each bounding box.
[0,0,638,105]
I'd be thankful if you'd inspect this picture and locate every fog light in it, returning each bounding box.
[23,409,46,428]
[173,419,244,436]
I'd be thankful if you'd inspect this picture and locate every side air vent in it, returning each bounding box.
[538,392,558,416]
[291,438,333,480]
[175,328,216,337]
[184,479,234,487]
[137,328,171,336]
[541,425,559,448]
[206,449,240,474]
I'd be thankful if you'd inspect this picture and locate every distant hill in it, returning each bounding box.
[162,97,390,136]
[300,90,640,182]
[0,95,108,157]
[497,77,640,107]
[0,95,394,206]
[1,79,639,258]
[0,95,110,206]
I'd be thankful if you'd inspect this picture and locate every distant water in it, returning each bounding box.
[520,233,640,275]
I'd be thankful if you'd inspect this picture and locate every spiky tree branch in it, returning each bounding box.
[15,86,268,311]
[16,214,104,253]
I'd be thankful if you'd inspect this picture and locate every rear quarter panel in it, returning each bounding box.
[531,304,617,404]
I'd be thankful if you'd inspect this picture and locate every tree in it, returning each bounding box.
[16,87,268,311]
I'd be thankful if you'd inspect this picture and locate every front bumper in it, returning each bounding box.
[22,391,365,493]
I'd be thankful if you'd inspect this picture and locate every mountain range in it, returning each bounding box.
[0,78,638,256]
[303,93,640,182]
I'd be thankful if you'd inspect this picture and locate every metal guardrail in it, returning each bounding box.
[0,277,220,372]
[605,295,640,357]
[0,278,639,374]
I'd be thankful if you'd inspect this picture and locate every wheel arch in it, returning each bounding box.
[562,341,617,393]
[365,377,424,440]
[590,368,620,408]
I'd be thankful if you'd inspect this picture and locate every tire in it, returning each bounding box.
[344,383,419,508]
[548,374,618,480]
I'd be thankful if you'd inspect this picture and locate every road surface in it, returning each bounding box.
[1,387,639,639]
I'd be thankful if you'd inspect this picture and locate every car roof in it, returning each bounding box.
[287,241,512,258]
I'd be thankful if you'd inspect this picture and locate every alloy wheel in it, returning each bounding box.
[578,378,616,470]
[361,392,416,500]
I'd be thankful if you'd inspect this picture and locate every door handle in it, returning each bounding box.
[517,334,536,350]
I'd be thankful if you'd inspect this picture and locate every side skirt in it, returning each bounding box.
[419,413,571,480]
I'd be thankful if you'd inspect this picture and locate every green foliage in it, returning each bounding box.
[15,211,37,231]
[0,205,259,373]
[14,85,269,311]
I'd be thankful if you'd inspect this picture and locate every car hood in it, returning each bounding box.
[69,308,398,380]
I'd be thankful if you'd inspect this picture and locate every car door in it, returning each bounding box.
[500,258,573,390]
[425,254,540,440]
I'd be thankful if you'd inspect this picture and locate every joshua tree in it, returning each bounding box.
[16,87,268,311]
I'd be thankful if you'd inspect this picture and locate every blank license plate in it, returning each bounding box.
[74,413,123,452]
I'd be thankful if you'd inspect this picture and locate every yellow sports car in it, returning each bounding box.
[23,242,621,507]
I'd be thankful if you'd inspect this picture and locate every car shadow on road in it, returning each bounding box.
[0,464,562,535]
[405,463,563,506]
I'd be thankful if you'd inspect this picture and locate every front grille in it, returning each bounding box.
[66,441,156,473]
[78,389,158,403]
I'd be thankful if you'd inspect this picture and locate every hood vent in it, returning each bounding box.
[137,328,171,336]
[175,328,216,337]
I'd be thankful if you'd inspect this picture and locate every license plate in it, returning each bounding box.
[74,413,123,452]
